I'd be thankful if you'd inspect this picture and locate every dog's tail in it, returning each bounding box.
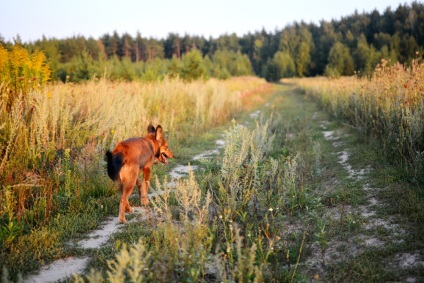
[106,150,123,181]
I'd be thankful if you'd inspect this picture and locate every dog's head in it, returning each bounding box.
[149,124,173,165]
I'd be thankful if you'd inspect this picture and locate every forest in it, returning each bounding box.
[1,1,423,82]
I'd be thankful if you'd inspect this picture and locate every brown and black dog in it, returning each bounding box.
[106,124,173,223]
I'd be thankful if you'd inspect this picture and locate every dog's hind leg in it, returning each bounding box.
[119,189,133,223]
[118,165,137,223]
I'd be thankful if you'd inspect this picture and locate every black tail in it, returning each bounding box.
[106,151,123,181]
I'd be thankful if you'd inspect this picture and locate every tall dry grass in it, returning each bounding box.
[290,58,424,174]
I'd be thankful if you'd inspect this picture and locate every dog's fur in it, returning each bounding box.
[106,124,173,223]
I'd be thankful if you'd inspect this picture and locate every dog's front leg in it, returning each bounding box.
[136,177,143,199]
[140,168,151,206]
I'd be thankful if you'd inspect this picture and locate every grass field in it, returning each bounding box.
[1,72,423,282]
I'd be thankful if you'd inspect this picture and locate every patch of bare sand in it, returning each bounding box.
[391,252,424,269]
[169,164,199,179]
[249,110,261,119]
[193,149,220,160]
[23,257,89,283]
[78,217,121,249]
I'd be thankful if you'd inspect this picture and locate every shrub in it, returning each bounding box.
[0,44,51,109]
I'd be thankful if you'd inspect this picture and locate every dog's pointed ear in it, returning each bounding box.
[155,125,163,141]
[147,124,156,134]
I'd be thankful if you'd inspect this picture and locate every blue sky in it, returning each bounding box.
[0,0,419,43]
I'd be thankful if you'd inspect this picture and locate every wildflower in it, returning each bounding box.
[268,208,273,212]
[219,215,223,219]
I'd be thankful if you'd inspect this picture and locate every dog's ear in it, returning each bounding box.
[147,124,156,134]
[155,125,163,141]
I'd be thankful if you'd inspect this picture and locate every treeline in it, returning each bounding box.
[1,1,423,82]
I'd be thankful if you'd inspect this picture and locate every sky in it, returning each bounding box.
[0,0,419,43]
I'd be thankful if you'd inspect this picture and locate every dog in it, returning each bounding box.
[106,124,173,223]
